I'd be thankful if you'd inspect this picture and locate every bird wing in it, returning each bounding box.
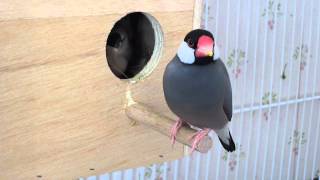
[222,61,233,121]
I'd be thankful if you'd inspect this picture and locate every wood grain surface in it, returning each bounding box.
[0,0,201,178]
[0,0,194,20]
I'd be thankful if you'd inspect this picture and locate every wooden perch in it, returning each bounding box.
[125,103,213,153]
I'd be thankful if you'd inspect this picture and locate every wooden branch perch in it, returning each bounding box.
[125,103,213,153]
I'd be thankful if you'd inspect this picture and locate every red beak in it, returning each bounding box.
[195,35,214,58]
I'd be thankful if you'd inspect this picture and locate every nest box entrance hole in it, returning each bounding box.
[106,12,163,81]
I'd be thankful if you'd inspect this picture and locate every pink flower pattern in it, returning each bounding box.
[222,144,246,171]
[288,130,307,156]
[262,0,283,30]
[293,44,310,71]
[227,49,246,79]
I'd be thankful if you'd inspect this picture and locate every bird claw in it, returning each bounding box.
[189,128,210,153]
[170,118,183,146]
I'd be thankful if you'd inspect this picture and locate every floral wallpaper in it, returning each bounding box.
[221,144,246,171]
[261,0,283,30]
[293,44,311,71]
[200,0,320,179]
[288,130,307,156]
[226,49,247,78]
[142,164,168,180]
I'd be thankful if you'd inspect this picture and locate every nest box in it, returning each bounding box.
[0,0,204,179]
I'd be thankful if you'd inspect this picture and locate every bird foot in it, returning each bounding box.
[170,118,183,146]
[189,128,211,153]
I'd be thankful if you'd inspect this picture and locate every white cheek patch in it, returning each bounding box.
[213,45,221,61]
[177,42,195,64]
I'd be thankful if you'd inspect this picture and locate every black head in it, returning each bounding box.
[177,29,220,65]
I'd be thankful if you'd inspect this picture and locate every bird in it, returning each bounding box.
[163,29,236,153]
[106,12,155,79]
[106,27,131,79]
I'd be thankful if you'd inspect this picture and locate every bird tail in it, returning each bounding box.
[215,124,236,152]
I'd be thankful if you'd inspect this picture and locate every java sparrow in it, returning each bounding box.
[163,29,236,152]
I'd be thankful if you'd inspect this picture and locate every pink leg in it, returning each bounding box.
[190,128,211,153]
[170,118,183,145]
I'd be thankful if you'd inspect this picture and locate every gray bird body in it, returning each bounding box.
[163,29,235,151]
[163,55,232,130]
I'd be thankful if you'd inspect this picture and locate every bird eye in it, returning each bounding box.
[187,38,194,48]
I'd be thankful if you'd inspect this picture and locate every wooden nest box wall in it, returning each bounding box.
[0,0,204,179]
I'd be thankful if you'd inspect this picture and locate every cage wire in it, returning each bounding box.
[82,0,320,179]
